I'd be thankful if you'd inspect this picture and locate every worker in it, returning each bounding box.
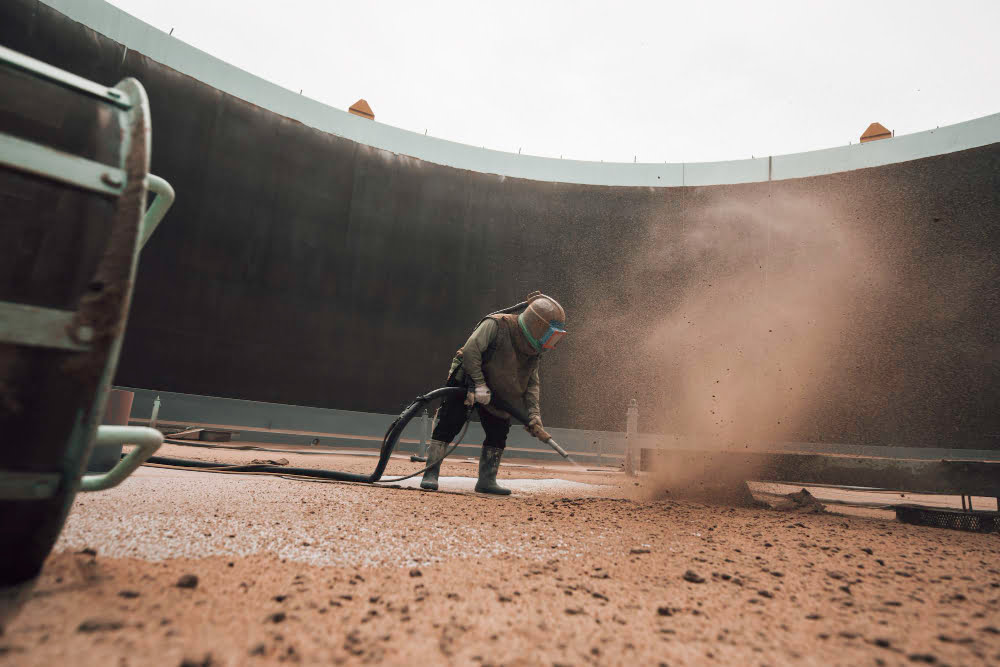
[421,292,568,495]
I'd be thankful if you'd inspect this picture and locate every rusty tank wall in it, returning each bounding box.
[2,0,998,448]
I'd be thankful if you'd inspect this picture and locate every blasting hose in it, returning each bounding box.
[143,386,568,485]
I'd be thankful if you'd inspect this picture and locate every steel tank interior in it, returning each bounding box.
[2,0,998,449]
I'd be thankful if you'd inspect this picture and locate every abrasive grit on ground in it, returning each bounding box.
[2,445,999,666]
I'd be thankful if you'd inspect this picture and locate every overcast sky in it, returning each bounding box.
[107,0,1000,164]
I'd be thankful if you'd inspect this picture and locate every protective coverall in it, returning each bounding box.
[421,294,567,495]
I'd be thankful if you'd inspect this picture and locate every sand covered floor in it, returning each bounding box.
[2,446,999,666]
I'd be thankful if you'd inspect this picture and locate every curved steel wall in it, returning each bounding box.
[31,0,1000,188]
[3,0,998,449]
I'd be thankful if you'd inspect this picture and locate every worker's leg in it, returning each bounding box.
[475,407,512,495]
[421,393,468,491]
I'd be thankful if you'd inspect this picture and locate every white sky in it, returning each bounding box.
[107,0,1000,164]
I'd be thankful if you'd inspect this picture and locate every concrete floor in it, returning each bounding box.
[2,444,998,665]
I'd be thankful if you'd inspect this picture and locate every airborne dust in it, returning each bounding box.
[568,189,890,497]
[644,192,881,450]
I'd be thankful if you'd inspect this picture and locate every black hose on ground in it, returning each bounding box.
[143,386,555,483]
[146,386,472,484]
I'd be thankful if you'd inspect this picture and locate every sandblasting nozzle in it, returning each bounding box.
[545,437,570,459]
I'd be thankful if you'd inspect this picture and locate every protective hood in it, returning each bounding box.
[517,293,567,352]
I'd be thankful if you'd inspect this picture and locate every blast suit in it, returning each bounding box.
[421,293,568,495]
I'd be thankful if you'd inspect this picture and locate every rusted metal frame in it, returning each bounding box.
[0,43,131,109]
[69,75,158,496]
[0,132,127,196]
[0,302,92,351]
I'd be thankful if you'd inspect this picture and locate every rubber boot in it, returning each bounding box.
[420,440,448,491]
[474,446,511,495]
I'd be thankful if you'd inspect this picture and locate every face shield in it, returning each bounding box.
[518,294,568,353]
[538,321,567,350]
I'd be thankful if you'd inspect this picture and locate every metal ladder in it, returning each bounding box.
[0,45,175,585]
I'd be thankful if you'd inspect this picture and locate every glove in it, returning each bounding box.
[525,415,547,440]
[465,384,491,406]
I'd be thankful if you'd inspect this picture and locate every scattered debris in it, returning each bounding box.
[783,488,826,513]
[251,458,289,466]
[683,570,705,584]
[176,574,199,589]
[77,618,123,633]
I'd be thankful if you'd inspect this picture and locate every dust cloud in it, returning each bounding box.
[643,192,883,450]
[600,190,886,498]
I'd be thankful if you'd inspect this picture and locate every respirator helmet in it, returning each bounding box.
[518,292,568,352]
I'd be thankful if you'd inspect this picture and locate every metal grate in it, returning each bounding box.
[895,504,1000,533]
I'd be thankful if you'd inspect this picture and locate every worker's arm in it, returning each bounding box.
[525,363,541,418]
[460,318,498,388]
[523,364,549,439]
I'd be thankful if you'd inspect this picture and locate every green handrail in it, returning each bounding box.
[140,174,175,248]
[79,426,163,492]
